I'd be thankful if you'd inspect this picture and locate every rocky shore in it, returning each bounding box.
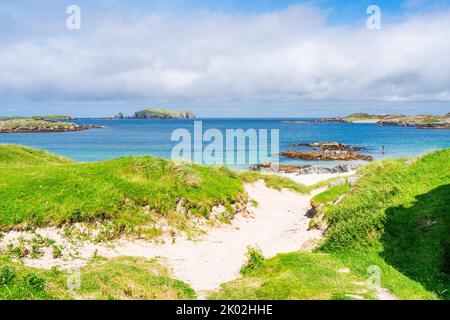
[290,142,363,151]
[304,113,450,130]
[250,163,360,175]
[377,120,450,130]
[280,150,373,161]
[280,141,372,161]
[0,119,104,134]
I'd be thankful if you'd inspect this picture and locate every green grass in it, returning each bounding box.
[209,250,436,300]
[239,171,340,195]
[311,182,350,206]
[0,146,244,239]
[209,252,378,300]
[0,145,74,167]
[322,150,450,298]
[212,149,450,300]
[0,255,195,300]
[2,145,448,300]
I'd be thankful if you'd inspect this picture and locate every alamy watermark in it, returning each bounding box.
[67,267,81,292]
[366,265,382,290]
[367,5,381,30]
[171,121,279,167]
[66,5,81,30]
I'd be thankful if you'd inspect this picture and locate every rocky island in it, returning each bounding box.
[310,113,450,129]
[102,108,196,120]
[133,108,195,119]
[0,118,103,134]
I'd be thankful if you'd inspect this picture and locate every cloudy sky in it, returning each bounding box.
[0,0,449,117]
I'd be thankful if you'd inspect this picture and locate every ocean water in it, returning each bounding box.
[1,118,449,168]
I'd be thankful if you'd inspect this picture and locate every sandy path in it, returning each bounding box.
[96,181,323,297]
[0,180,322,298]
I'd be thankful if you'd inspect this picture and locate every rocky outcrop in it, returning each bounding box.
[289,113,450,130]
[377,120,450,130]
[312,118,349,123]
[280,150,373,161]
[290,142,363,151]
[297,164,360,175]
[249,163,360,175]
[249,163,312,173]
[114,112,124,119]
[0,119,104,134]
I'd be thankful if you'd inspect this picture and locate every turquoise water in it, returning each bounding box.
[1,118,449,167]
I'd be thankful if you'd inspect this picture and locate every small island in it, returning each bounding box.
[0,118,102,134]
[100,108,196,120]
[133,108,195,119]
[310,113,450,129]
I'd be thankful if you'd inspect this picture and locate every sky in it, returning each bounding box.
[0,0,449,117]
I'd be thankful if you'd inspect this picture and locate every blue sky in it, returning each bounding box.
[0,1,449,117]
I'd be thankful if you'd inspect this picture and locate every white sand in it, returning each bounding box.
[0,180,324,298]
[0,173,398,300]
[277,171,356,186]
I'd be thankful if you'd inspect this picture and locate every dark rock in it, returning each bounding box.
[114,112,124,119]
[280,150,373,161]
[297,164,360,175]
[290,141,363,151]
[249,163,312,173]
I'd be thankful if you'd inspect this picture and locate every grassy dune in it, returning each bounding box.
[0,255,195,300]
[0,145,74,167]
[0,145,244,239]
[1,145,448,300]
[211,149,449,300]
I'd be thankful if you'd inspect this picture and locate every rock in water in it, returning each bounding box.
[280,150,373,161]
[290,142,363,151]
[114,112,124,119]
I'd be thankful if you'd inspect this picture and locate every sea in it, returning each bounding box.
[1,118,449,168]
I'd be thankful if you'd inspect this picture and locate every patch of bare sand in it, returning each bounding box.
[1,180,324,298]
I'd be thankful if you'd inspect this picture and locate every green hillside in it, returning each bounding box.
[0,145,244,239]
[211,149,450,300]
[0,145,74,167]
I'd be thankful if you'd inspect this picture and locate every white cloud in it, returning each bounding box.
[0,5,450,104]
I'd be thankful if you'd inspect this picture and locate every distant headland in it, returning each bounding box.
[284,113,450,130]
[105,108,196,120]
[0,116,102,134]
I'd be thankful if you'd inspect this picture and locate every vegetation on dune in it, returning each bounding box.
[1,145,448,300]
[209,252,378,300]
[320,149,450,298]
[212,149,449,300]
[239,171,339,194]
[0,145,244,239]
[209,251,435,300]
[311,182,350,207]
[0,255,195,300]
[0,145,74,167]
